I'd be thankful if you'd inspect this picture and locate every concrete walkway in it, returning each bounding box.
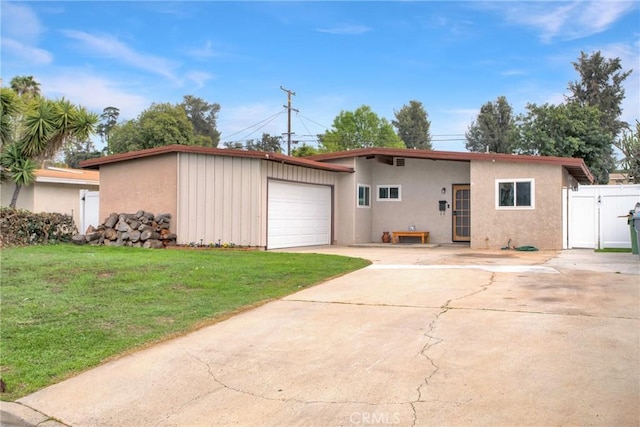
[2,247,638,426]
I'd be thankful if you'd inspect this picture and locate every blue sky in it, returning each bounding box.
[1,1,638,152]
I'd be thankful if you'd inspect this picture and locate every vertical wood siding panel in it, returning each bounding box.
[204,156,215,243]
[214,156,225,243]
[177,154,188,243]
[187,154,198,242]
[231,157,243,243]
[195,154,206,242]
[222,157,233,243]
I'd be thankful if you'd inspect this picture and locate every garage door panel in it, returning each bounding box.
[268,181,331,249]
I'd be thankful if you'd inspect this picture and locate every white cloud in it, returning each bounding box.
[316,24,371,35]
[41,73,149,120]
[1,38,53,65]
[61,30,180,82]
[186,40,220,59]
[493,1,636,42]
[185,71,216,88]
[0,2,44,43]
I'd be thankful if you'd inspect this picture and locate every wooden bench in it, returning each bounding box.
[392,231,430,244]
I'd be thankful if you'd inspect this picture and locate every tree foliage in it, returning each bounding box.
[97,106,120,154]
[0,79,98,207]
[319,105,404,152]
[465,96,517,153]
[245,133,282,153]
[615,120,640,183]
[109,97,221,154]
[291,143,319,157]
[180,95,221,148]
[516,103,615,184]
[392,100,432,149]
[566,51,632,139]
[9,75,41,98]
[110,103,196,154]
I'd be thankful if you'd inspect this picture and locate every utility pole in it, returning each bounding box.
[280,86,298,155]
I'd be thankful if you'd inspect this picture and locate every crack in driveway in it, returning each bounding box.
[409,272,496,426]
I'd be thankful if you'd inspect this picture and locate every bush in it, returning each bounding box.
[0,208,77,248]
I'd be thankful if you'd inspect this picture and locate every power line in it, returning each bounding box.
[221,111,284,143]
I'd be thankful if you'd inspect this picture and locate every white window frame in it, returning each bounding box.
[376,185,402,202]
[357,184,371,208]
[495,178,535,210]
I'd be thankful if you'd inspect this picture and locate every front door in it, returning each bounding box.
[452,184,470,242]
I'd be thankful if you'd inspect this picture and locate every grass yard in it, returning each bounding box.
[0,244,370,400]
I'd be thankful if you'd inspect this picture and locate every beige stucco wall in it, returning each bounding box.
[470,160,564,250]
[99,153,178,229]
[1,183,35,211]
[370,158,470,244]
[1,181,98,230]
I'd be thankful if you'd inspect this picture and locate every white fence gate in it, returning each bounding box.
[566,185,640,249]
[79,190,100,233]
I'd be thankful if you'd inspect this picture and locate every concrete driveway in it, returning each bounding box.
[3,247,639,426]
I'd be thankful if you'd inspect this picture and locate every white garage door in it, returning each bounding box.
[268,181,332,249]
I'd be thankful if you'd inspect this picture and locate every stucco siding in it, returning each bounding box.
[34,183,98,229]
[99,153,178,230]
[470,161,563,250]
[1,183,35,211]
[178,153,261,246]
[353,158,373,243]
[1,182,97,230]
[370,158,470,243]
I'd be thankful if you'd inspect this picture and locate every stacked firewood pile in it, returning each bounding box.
[72,211,177,248]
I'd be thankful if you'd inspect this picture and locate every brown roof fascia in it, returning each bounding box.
[308,148,594,184]
[80,145,354,173]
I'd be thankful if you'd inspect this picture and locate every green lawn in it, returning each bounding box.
[0,245,370,400]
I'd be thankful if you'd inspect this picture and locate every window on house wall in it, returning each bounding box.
[357,184,371,208]
[377,185,401,201]
[496,179,534,209]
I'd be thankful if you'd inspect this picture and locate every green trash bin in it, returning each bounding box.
[629,212,639,255]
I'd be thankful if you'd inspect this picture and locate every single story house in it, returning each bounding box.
[81,145,593,250]
[1,167,100,232]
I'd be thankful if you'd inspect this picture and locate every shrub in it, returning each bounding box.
[0,208,77,247]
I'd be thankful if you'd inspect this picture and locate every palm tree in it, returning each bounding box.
[1,93,98,207]
[10,75,41,98]
[0,143,37,208]
[1,87,22,145]
[21,98,99,160]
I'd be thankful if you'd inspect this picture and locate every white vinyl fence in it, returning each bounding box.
[79,190,100,233]
[566,185,640,249]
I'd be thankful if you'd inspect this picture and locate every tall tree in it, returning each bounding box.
[566,51,632,139]
[9,75,41,98]
[392,100,432,149]
[180,95,221,147]
[465,96,517,153]
[319,105,404,152]
[245,133,282,152]
[110,103,195,154]
[517,103,615,184]
[96,106,120,154]
[615,120,640,183]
